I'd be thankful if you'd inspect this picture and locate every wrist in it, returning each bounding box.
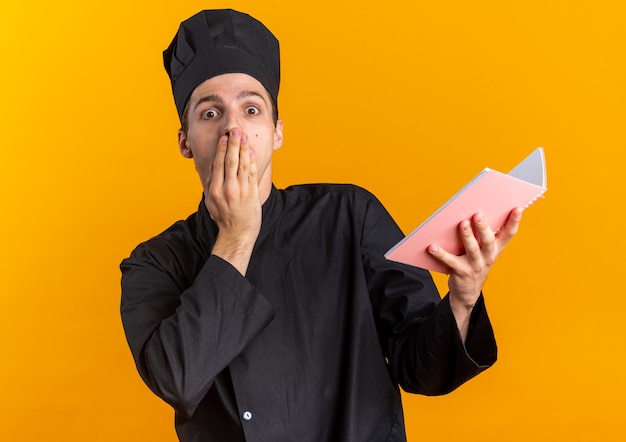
[449,291,478,311]
[211,234,257,275]
[448,292,479,343]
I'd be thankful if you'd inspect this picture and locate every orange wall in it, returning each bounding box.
[1,1,624,440]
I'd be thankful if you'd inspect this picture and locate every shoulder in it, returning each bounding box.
[276,184,395,233]
[280,183,379,206]
[122,210,203,271]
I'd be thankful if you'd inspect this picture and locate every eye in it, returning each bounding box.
[245,106,260,115]
[201,109,219,119]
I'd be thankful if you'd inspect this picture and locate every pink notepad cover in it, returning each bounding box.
[385,151,546,273]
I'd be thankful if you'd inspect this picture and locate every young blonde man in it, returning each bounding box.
[121,9,521,441]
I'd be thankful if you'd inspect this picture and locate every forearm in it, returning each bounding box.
[122,255,274,417]
[210,233,257,276]
[429,208,523,341]
[449,290,480,343]
[391,294,497,396]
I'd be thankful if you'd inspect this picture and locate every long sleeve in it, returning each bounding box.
[360,192,497,395]
[388,293,497,395]
[121,242,275,418]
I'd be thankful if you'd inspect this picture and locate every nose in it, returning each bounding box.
[222,110,242,137]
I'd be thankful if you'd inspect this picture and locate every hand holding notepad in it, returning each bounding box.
[385,148,547,273]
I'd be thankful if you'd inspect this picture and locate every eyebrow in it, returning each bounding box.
[192,90,268,112]
[192,94,223,112]
[236,90,267,103]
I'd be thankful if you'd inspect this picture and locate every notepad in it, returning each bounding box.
[385,147,547,273]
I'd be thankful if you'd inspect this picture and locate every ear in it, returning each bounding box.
[273,119,284,151]
[178,130,193,158]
